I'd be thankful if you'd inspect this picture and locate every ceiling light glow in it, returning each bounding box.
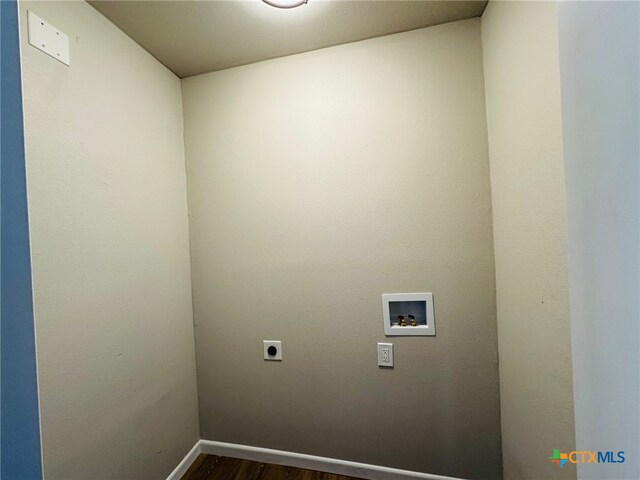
[262,0,308,9]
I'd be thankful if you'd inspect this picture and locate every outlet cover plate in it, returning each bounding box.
[27,11,70,66]
[377,342,393,367]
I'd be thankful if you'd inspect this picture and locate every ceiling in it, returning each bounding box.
[89,0,488,78]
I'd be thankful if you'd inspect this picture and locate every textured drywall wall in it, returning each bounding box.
[481,2,576,479]
[557,2,640,479]
[18,1,199,478]
[182,19,502,479]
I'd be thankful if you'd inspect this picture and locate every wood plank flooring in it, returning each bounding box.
[180,454,364,480]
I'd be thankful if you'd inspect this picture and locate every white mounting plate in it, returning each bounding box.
[27,11,70,66]
[382,293,435,336]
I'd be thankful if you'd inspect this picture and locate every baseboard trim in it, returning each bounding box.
[168,439,465,480]
[166,441,202,480]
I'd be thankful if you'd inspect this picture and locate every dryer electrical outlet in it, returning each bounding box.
[263,340,282,361]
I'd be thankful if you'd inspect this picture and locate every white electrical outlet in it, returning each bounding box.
[377,342,393,367]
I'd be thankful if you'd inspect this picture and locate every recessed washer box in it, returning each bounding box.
[382,293,435,336]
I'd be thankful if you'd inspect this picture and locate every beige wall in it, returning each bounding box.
[182,19,502,479]
[481,2,576,479]
[19,1,199,478]
[557,2,639,478]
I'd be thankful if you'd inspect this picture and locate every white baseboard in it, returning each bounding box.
[166,441,202,480]
[168,439,465,480]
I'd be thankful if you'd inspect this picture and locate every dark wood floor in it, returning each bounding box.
[181,454,364,480]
